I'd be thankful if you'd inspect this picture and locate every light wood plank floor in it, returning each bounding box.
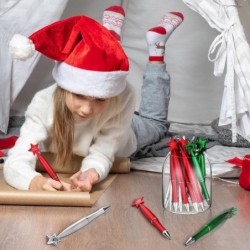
[0,170,249,250]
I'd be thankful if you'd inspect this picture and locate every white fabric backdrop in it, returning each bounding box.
[8,0,122,118]
[183,0,250,142]
[4,0,250,136]
[0,0,68,133]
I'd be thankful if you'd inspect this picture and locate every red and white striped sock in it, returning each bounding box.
[146,12,184,62]
[103,6,125,41]
[159,12,184,40]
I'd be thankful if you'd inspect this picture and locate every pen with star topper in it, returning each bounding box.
[132,197,171,239]
[28,143,61,182]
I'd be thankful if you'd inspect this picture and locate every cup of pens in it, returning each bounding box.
[162,137,212,214]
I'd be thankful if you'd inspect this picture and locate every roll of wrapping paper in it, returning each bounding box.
[0,155,130,206]
[36,152,130,174]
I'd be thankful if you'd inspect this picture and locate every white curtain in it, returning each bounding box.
[183,0,250,142]
[0,0,68,134]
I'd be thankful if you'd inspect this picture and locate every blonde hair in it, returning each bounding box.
[52,86,121,169]
[52,86,74,168]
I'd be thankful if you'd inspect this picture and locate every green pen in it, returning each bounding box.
[196,138,207,178]
[185,207,237,246]
[186,141,210,201]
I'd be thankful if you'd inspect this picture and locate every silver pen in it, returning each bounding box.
[47,206,110,246]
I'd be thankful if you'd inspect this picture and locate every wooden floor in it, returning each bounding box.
[0,170,249,250]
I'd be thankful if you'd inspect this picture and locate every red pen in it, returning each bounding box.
[132,197,171,239]
[179,138,204,210]
[168,138,179,211]
[173,152,189,212]
[28,144,61,182]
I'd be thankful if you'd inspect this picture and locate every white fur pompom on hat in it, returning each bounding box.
[9,34,35,60]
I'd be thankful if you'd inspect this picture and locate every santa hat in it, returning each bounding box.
[9,15,129,98]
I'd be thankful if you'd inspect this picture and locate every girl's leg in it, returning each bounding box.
[132,12,184,150]
[132,63,170,149]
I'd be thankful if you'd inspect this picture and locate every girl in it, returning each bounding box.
[4,6,183,192]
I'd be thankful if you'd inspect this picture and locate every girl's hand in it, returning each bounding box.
[69,168,99,192]
[29,176,71,191]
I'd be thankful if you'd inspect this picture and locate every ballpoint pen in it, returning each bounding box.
[173,152,189,212]
[170,152,179,211]
[196,138,207,178]
[186,141,210,201]
[28,143,61,182]
[179,140,204,211]
[183,168,198,212]
[47,206,110,246]
[132,197,171,239]
[185,207,237,246]
[168,138,180,212]
[178,138,201,210]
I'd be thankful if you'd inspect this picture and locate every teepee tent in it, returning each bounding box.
[0,0,68,133]
[183,0,250,142]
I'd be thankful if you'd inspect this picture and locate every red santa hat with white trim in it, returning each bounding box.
[9,15,129,98]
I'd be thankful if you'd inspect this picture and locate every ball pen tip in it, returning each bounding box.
[102,205,111,213]
[162,230,171,240]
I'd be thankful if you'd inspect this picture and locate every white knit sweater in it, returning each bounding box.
[3,83,137,190]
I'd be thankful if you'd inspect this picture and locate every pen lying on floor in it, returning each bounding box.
[185,207,237,246]
[47,206,111,246]
[132,197,171,239]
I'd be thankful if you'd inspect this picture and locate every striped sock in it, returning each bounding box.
[103,6,125,41]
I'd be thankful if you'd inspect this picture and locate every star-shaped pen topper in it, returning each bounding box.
[167,138,178,151]
[196,138,207,153]
[179,137,188,147]
[132,197,144,207]
[185,141,197,156]
[28,143,40,155]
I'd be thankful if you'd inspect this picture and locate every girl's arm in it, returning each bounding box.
[72,84,136,192]
[3,86,55,190]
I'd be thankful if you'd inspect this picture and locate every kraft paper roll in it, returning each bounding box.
[0,155,130,206]
[35,153,130,174]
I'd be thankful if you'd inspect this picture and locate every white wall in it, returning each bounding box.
[10,0,250,126]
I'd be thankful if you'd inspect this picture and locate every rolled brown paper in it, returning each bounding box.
[0,171,117,206]
[0,154,131,174]
[35,153,130,174]
[0,153,129,206]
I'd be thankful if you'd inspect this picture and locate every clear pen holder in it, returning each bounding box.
[162,152,212,214]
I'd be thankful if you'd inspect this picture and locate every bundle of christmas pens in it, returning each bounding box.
[162,137,212,214]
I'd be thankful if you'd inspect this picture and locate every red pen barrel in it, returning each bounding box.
[173,152,189,205]
[28,144,61,183]
[37,154,61,182]
[132,197,171,239]
[139,204,166,233]
[170,154,178,204]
